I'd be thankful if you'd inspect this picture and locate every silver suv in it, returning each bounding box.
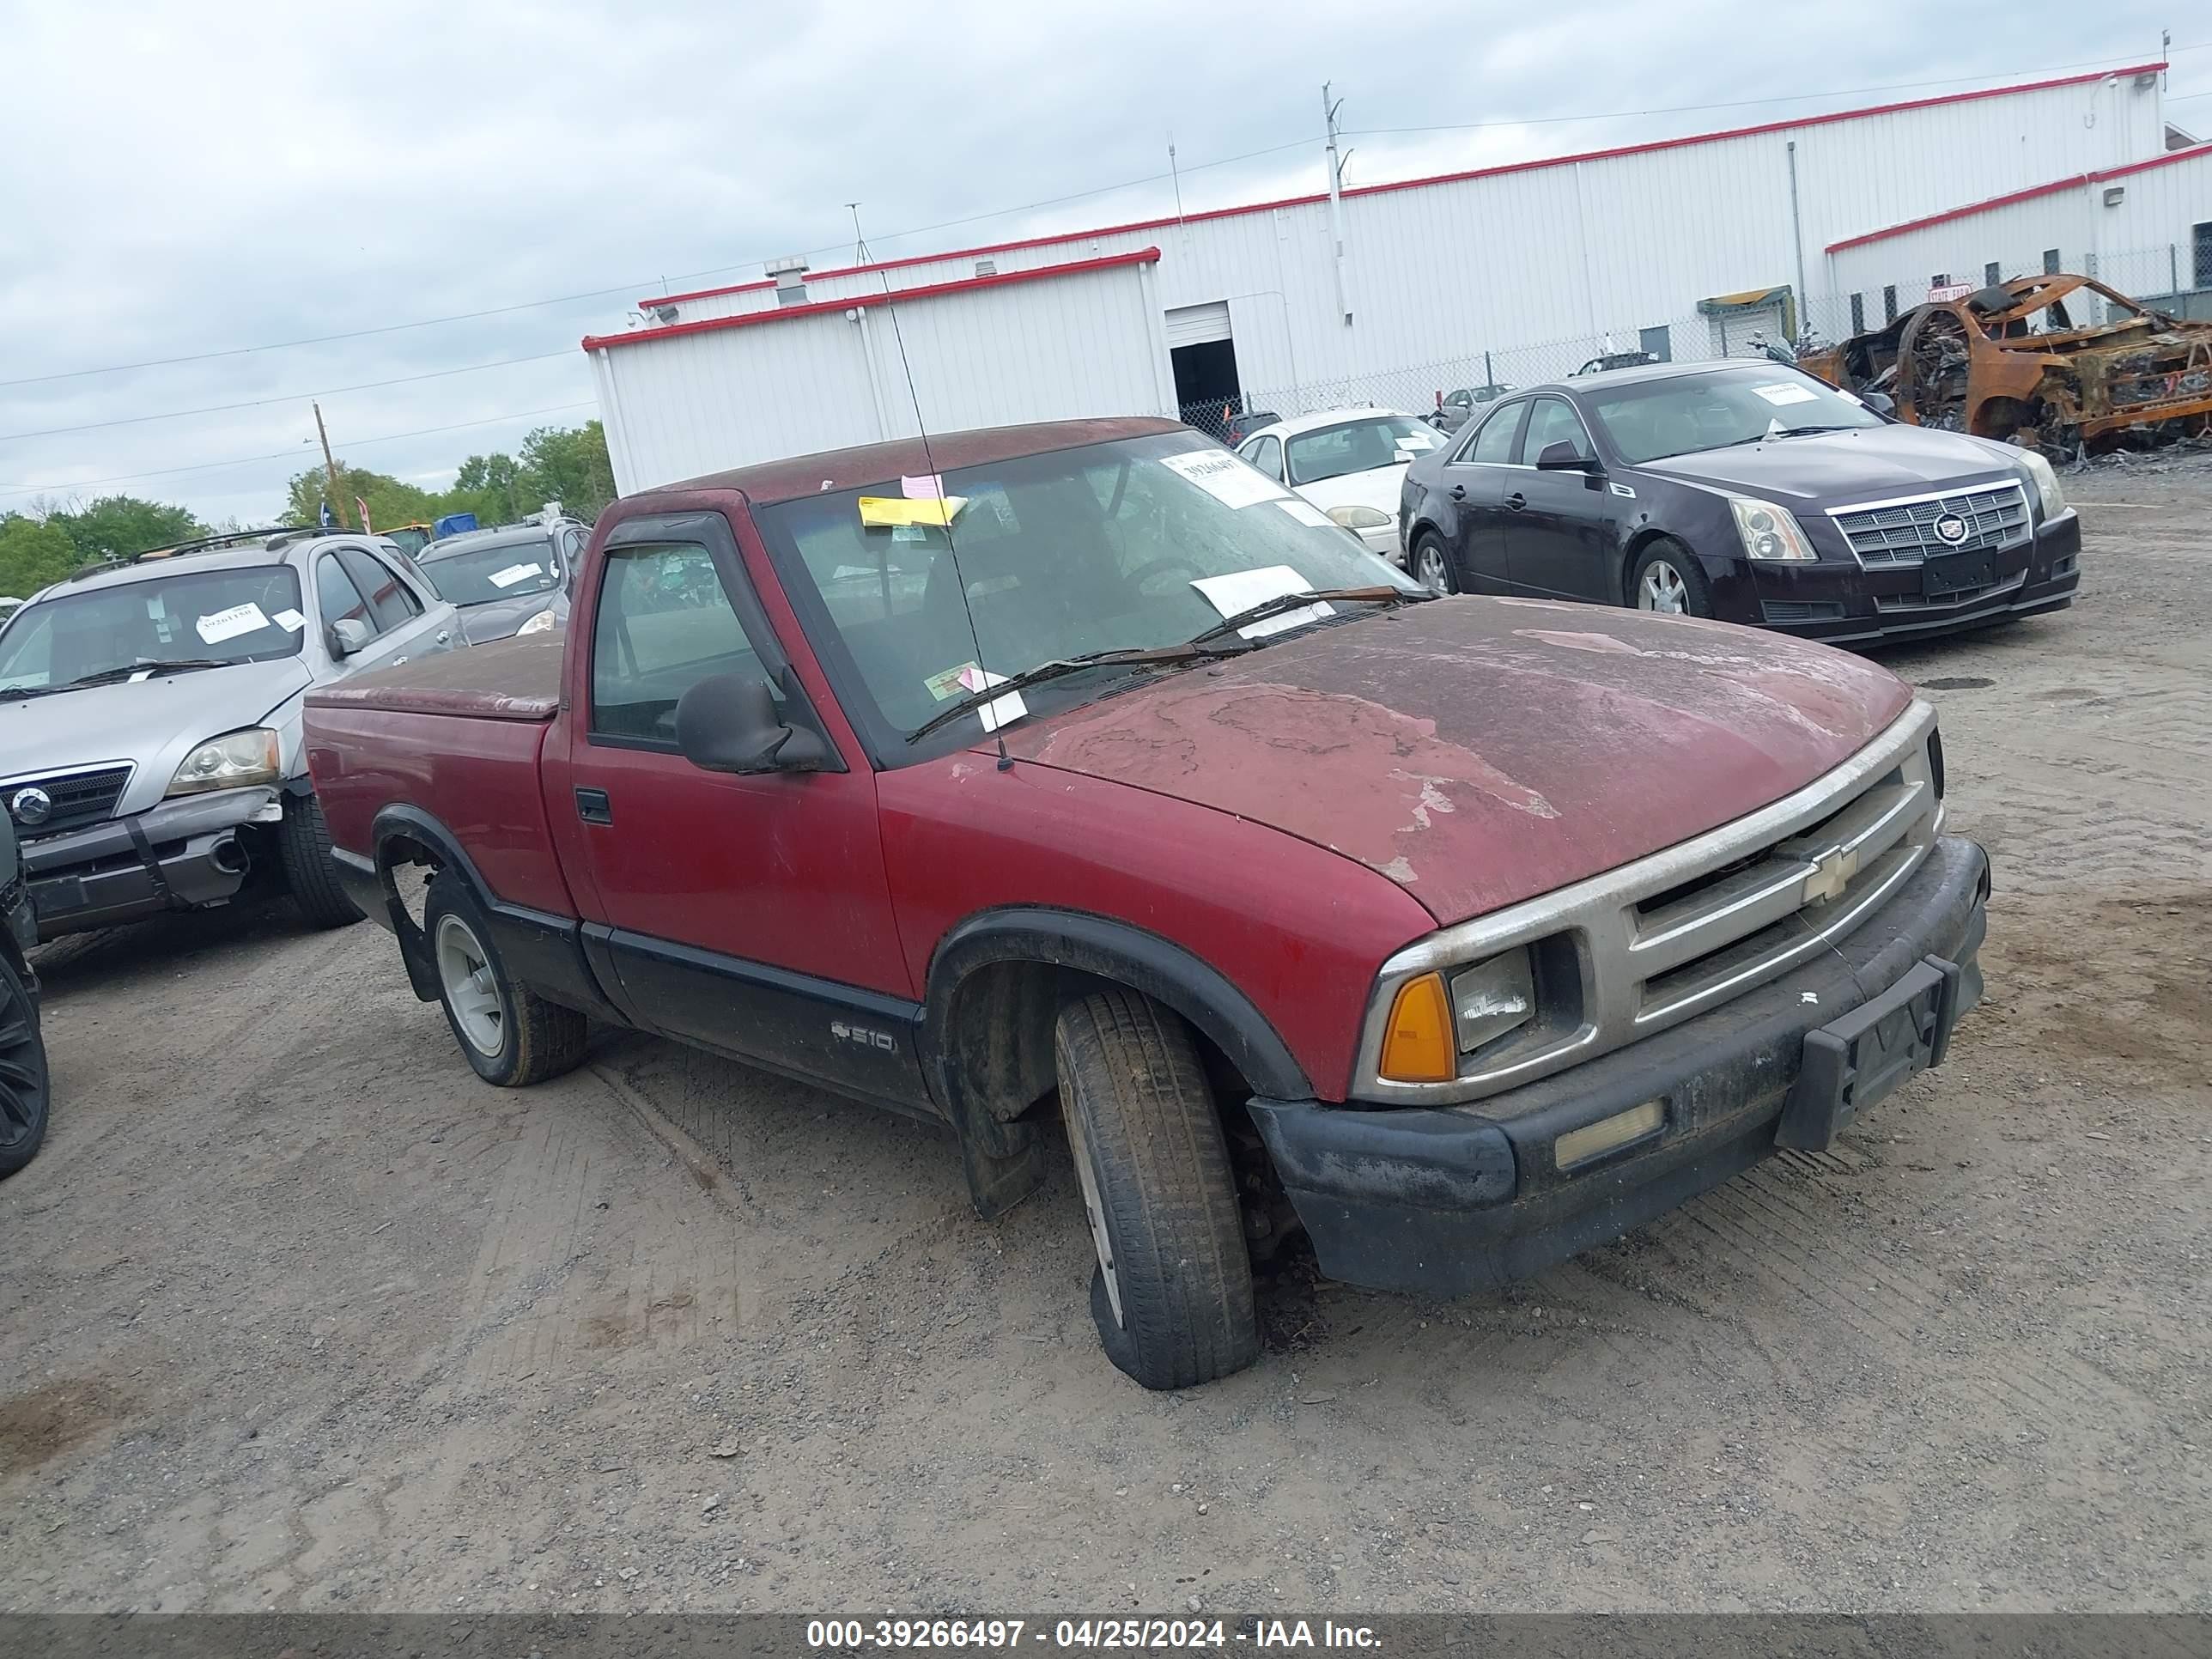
[0,526,459,941]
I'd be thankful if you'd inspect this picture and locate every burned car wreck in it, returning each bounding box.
[1800,274,2212,458]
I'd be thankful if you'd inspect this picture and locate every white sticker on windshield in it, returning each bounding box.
[1277,499,1334,529]
[273,608,307,632]
[1191,566,1335,639]
[1751,381,1820,406]
[196,602,270,644]
[1161,448,1291,510]
[955,665,1029,734]
[1395,429,1439,450]
[489,562,543,588]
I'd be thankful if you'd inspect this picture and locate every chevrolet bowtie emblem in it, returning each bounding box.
[1802,845,1858,903]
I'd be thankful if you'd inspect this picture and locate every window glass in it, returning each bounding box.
[753,430,1414,746]
[0,565,305,691]
[1462,404,1524,465]
[1522,398,1593,464]
[590,543,762,744]
[337,547,421,630]
[1581,365,1881,465]
[423,536,563,607]
[1247,434,1282,480]
[1285,416,1442,485]
[318,554,376,637]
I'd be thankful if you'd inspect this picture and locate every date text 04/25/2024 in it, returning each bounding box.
[804,1618,1381,1650]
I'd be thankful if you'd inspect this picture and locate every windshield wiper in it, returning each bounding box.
[56,658,237,692]
[905,639,1252,744]
[1182,584,1424,650]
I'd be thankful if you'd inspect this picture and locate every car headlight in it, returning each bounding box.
[2015,448,2066,520]
[1326,505,1394,530]
[1727,495,1818,562]
[1450,950,1536,1053]
[167,728,281,797]
[516,608,557,635]
[1377,947,1540,1082]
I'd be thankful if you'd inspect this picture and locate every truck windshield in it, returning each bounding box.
[422,538,564,606]
[755,430,1419,745]
[0,565,307,692]
[1583,365,1883,464]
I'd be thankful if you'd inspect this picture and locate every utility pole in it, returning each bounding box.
[1322,84,1352,325]
[313,401,346,528]
[848,203,872,266]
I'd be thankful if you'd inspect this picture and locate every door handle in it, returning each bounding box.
[1505,492,1528,512]
[1449,483,1468,501]
[575,787,612,825]
[435,630,451,644]
[392,655,408,665]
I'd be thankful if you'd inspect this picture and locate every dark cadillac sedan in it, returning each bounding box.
[1398,360,2081,643]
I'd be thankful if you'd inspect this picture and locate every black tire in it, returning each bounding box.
[277,792,365,928]
[1409,532,1459,596]
[1627,536,1716,617]
[422,873,587,1087]
[0,952,50,1179]
[1054,988,1260,1390]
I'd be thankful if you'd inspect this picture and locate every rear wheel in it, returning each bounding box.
[1630,538,1715,617]
[423,874,587,1087]
[277,792,364,929]
[0,953,50,1179]
[1054,988,1260,1390]
[1411,533,1458,597]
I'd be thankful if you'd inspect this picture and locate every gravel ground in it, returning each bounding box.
[3,460,2207,1615]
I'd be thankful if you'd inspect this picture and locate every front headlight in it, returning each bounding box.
[167,728,281,797]
[1326,504,1394,530]
[1727,495,1818,562]
[1449,950,1537,1053]
[516,608,558,636]
[1377,947,1540,1082]
[2016,448,2066,519]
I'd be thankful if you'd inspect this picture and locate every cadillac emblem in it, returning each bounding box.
[1933,514,1970,545]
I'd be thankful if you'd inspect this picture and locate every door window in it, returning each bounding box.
[590,543,764,744]
[1520,398,1594,465]
[1241,434,1283,480]
[336,547,422,630]
[316,554,378,638]
[1459,403,1526,465]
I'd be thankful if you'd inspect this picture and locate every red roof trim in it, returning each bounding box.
[1826,137,2211,252]
[638,62,2166,308]
[586,247,1162,353]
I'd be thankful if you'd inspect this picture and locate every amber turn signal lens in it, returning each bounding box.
[1379,972,1456,1083]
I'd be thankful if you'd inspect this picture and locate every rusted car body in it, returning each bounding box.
[1800,275,2212,456]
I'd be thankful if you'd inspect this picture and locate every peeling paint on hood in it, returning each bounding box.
[1005,597,1913,926]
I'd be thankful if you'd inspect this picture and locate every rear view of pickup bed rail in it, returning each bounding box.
[306,416,1988,1389]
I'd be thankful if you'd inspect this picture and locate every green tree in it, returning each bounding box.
[283,465,439,534]
[46,495,203,561]
[516,421,616,521]
[0,514,81,598]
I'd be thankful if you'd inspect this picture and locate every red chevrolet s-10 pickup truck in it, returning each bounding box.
[303,416,1988,1390]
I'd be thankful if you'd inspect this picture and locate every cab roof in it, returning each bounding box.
[648,416,1187,507]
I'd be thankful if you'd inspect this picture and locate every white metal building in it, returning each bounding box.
[1826,142,2212,326]
[589,59,2189,489]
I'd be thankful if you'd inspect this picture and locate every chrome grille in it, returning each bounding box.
[3,763,134,838]
[1830,482,2029,567]
[1357,704,1943,1107]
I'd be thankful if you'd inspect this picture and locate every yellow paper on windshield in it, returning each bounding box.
[859,495,966,528]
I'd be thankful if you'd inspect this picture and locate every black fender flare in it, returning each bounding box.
[364,805,494,1001]
[924,907,1314,1103]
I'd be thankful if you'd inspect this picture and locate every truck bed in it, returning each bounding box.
[305,632,563,722]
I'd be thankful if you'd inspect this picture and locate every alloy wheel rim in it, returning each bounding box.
[1063,1102,1125,1328]
[1417,545,1450,596]
[0,971,46,1152]
[1639,562,1687,612]
[434,915,505,1057]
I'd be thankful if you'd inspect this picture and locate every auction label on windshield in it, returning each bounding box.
[195,602,269,644]
[1161,449,1291,510]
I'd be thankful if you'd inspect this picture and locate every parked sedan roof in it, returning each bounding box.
[654,416,1187,507]
[1242,407,1425,441]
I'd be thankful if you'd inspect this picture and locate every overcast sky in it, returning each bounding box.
[0,0,2197,526]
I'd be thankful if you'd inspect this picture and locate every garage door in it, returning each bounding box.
[1709,299,1788,356]
[1164,301,1232,347]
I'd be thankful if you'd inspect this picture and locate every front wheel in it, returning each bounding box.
[1629,538,1715,617]
[1410,533,1458,597]
[277,792,365,929]
[0,952,50,1179]
[422,874,587,1087]
[1055,988,1260,1390]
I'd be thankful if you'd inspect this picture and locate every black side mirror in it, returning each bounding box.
[1534,441,1599,472]
[674,672,831,775]
[1863,391,1897,416]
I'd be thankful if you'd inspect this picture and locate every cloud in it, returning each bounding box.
[0,0,2183,523]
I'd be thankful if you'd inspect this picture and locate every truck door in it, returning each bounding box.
[556,510,927,1109]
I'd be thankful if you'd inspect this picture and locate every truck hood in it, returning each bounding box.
[1004,598,1912,926]
[0,657,313,812]
[1638,424,2023,505]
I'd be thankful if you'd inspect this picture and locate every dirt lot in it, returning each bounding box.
[3,462,2208,1616]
